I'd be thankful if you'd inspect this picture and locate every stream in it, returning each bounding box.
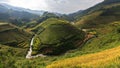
[26,37,46,59]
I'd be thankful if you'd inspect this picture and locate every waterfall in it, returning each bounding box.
[26,37,46,59]
[26,37,34,58]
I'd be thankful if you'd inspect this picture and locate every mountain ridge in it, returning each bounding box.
[0,3,45,16]
[74,0,120,28]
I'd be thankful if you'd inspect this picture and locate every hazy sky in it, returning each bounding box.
[0,0,104,14]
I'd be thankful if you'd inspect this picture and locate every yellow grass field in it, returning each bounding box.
[47,45,120,68]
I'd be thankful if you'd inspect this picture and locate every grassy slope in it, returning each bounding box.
[32,18,85,55]
[0,23,31,68]
[46,21,120,68]
[75,2,120,28]
[37,18,84,44]
[0,44,28,68]
[31,18,69,33]
[0,22,32,47]
[46,2,120,67]
[47,45,120,68]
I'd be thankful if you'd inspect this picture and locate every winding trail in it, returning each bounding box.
[26,37,46,59]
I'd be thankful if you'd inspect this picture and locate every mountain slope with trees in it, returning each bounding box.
[0,22,31,47]
[74,0,120,28]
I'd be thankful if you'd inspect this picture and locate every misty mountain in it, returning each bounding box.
[75,0,120,28]
[0,3,45,16]
[70,0,120,21]
[0,3,41,25]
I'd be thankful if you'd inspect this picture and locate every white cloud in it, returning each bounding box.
[8,0,48,10]
[43,0,104,13]
[0,0,104,14]
[0,0,9,3]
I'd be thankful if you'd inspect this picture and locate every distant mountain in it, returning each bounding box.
[70,0,120,21]
[0,3,45,15]
[24,11,78,29]
[0,3,68,26]
[75,0,120,28]
[67,10,83,21]
[0,3,41,26]
[104,0,120,3]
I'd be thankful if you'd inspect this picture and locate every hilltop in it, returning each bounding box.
[32,18,85,55]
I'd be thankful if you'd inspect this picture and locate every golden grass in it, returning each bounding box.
[47,45,120,68]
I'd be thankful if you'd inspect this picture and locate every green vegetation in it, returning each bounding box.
[46,21,120,68]
[33,18,85,55]
[1,0,120,68]
[47,46,120,68]
[1,21,120,68]
[75,1,120,28]
[0,44,28,68]
[0,22,31,47]
[0,4,39,26]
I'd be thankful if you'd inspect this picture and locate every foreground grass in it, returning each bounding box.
[47,45,120,68]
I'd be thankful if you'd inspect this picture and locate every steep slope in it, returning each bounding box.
[73,0,120,20]
[75,0,120,28]
[0,22,31,47]
[32,18,85,55]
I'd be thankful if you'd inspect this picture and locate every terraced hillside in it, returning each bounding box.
[47,21,120,68]
[75,0,120,28]
[32,18,85,55]
[0,22,31,47]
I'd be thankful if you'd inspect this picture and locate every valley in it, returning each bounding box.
[0,0,120,68]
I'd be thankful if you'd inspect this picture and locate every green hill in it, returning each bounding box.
[0,44,28,68]
[75,0,120,28]
[47,21,120,68]
[32,18,85,55]
[0,22,31,47]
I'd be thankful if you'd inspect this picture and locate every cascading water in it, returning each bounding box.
[26,37,46,59]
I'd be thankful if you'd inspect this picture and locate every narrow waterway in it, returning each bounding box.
[26,37,46,59]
